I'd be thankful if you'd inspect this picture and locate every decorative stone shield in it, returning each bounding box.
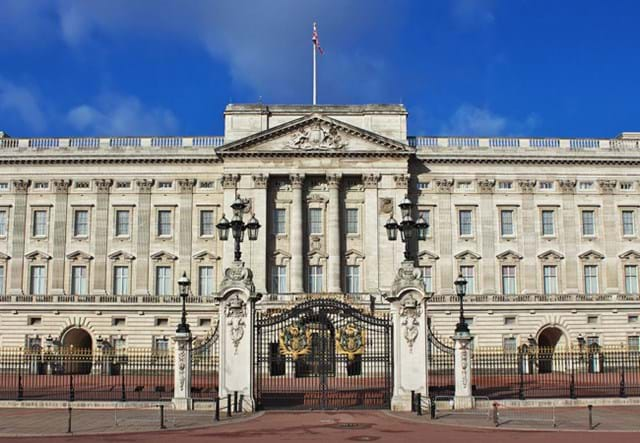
[336,323,366,361]
[279,323,312,361]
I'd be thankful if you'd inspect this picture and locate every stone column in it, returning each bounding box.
[559,180,578,292]
[453,331,474,409]
[50,180,71,295]
[221,174,239,273]
[216,261,257,411]
[599,180,619,293]
[435,179,454,294]
[478,180,496,294]
[326,173,341,293]
[9,180,30,295]
[135,179,154,296]
[177,179,196,280]
[172,330,193,410]
[518,180,537,293]
[92,179,112,295]
[290,174,305,293]
[363,174,380,292]
[384,261,427,411]
[251,174,268,294]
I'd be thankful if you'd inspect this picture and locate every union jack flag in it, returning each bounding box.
[312,22,324,55]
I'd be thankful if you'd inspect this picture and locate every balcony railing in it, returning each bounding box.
[408,136,640,151]
[0,294,217,304]
[0,136,225,151]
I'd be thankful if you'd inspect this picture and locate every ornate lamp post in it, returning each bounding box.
[177,272,191,334]
[384,195,428,261]
[216,196,261,262]
[454,274,469,334]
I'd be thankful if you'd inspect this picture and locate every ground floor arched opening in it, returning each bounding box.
[537,326,568,373]
[60,327,93,374]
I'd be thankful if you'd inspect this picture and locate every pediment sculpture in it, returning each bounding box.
[287,121,348,151]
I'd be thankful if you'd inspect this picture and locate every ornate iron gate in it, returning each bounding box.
[254,298,393,410]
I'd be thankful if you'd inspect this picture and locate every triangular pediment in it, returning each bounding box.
[454,250,481,260]
[496,249,523,260]
[151,250,178,261]
[217,114,413,156]
[538,249,565,260]
[193,250,220,261]
[418,250,440,260]
[619,250,640,260]
[272,249,292,259]
[0,252,10,260]
[25,250,51,261]
[579,249,605,260]
[108,250,135,261]
[66,250,94,261]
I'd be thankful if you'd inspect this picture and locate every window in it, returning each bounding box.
[112,318,126,327]
[420,266,432,292]
[73,210,89,237]
[200,210,214,236]
[308,266,323,293]
[158,181,172,189]
[543,265,558,294]
[157,210,172,236]
[0,182,8,191]
[199,181,215,189]
[26,336,42,350]
[586,336,599,346]
[71,266,88,295]
[419,209,431,237]
[115,210,130,237]
[503,337,517,352]
[0,210,7,236]
[584,265,599,295]
[541,210,555,236]
[199,318,212,327]
[155,266,172,296]
[32,210,48,237]
[272,265,287,294]
[628,336,640,351]
[622,210,636,236]
[74,181,90,189]
[579,181,594,191]
[587,315,598,324]
[540,181,554,190]
[498,181,513,190]
[113,266,129,295]
[198,266,214,296]
[460,265,475,294]
[625,265,638,294]
[0,265,4,295]
[459,210,472,236]
[115,181,131,189]
[500,210,514,236]
[273,208,286,235]
[346,208,359,234]
[346,265,360,293]
[620,182,633,191]
[155,318,169,327]
[501,266,517,295]
[582,210,595,236]
[417,182,430,190]
[28,317,42,326]
[34,182,48,190]
[308,208,322,235]
[629,315,639,324]
[504,317,516,326]
[112,337,127,350]
[154,338,169,352]
[29,266,46,295]
[457,181,472,191]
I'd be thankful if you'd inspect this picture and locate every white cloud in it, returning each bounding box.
[0,76,47,132]
[442,104,538,136]
[66,94,179,135]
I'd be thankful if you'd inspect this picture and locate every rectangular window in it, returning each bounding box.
[113,266,129,296]
[587,336,599,346]
[498,181,513,190]
[543,265,558,294]
[421,266,432,292]
[500,210,514,236]
[199,210,214,236]
[29,265,46,295]
[460,265,475,294]
[273,208,286,235]
[584,265,598,295]
[272,265,287,294]
[0,266,5,295]
[0,210,7,236]
[155,266,172,296]
[158,181,172,189]
[115,210,130,237]
[346,208,359,234]
[32,210,48,237]
[582,210,595,236]
[71,266,88,295]
[540,181,554,190]
[112,337,127,350]
[622,210,636,236]
[620,182,634,191]
[198,266,214,296]
[308,208,322,235]
[501,265,517,295]
[417,182,430,190]
[579,181,594,191]
[541,210,555,236]
[459,210,472,236]
[73,210,89,237]
[625,265,638,294]
[587,315,598,324]
[503,337,517,353]
[628,336,640,351]
[154,338,169,352]
[157,210,172,236]
[346,265,360,293]
[308,265,323,293]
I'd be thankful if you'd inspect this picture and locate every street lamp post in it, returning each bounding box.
[177,272,191,334]
[216,196,261,262]
[454,274,469,334]
[384,195,428,261]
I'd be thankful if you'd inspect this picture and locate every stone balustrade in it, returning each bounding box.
[408,136,640,151]
[0,136,225,151]
[0,294,217,304]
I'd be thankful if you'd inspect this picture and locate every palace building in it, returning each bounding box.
[0,103,639,353]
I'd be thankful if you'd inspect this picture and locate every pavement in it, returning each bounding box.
[0,406,638,442]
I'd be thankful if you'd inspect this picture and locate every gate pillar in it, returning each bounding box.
[384,261,428,411]
[215,261,258,412]
[173,331,193,410]
[453,332,474,409]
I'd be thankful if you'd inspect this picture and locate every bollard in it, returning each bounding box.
[492,402,499,427]
[67,406,72,434]
[410,391,415,412]
[588,404,593,430]
[160,404,166,429]
[430,398,436,419]
[215,396,220,422]
[227,394,232,417]
[69,374,75,402]
[239,394,244,413]
[416,393,422,416]
[234,391,238,413]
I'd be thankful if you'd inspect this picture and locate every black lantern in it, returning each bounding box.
[246,214,261,241]
[400,215,415,241]
[45,334,53,351]
[384,195,428,261]
[216,214,230,241]
[384,215,399,241]
[399,195,413,218]
[415,214,428,241]
[454,274,469,334]
[217,195,261,262]
[177,271,191,333]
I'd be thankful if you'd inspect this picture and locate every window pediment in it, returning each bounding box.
[192,251,220,262]
[578,250,605,260]
[150,250,178,261]
[25,250,51,261]
[272,249,292,266]
[454,250,481,261]
[538,249,565,261]
[496,250,523,261]
[619,250,640,260]
[108,250,135,261]
[0,252,10,261]
[345,249,364,266]
[307,250,328,266]
[66,250,94,261]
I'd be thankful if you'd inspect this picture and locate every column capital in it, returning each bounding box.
[434,178,454,193]
[252,173,269,189]
[476,179,495,193]
[52,179,72,193]
[558,179,577,194]
[363,174,380,189]
[290,174,305,189]
[135,178,154,193]
[94,179,113,193]
[177,178,197,193]
[598,179,617,194]
[326,173,341,189]
[12,179,30,193]
[517,179,537,193]
[393,174,409,189]
[221,174,240,189]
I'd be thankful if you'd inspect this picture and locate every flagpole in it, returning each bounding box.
[312,24,317,105]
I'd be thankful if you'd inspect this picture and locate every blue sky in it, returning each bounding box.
[1,0,638,138]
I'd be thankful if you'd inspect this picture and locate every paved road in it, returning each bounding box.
[0,409,639,443]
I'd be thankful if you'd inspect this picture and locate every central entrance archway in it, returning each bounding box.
[254,298,393,410]
[537,326,568,373]
[61,327,93,374]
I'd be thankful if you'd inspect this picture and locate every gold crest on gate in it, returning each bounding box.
[336,323,366,361]
[279,323,312,361]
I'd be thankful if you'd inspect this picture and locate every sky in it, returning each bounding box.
[1,0,639,138]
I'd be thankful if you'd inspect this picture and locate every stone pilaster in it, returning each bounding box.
[599,180,619,293]
[290,174,305,293]
[92,179,112,295]
[50,180,71,295]
[135,179,154,296]
[249,174,268,294]
[518,180,537,293]
[8,180,30,295]
[173,331,193,410]
[177,179,196,282]
[363,174,380,292]
[326,173,341,293]
[435,179,454,294]
[559,180,578,292]
[478,179,496,294]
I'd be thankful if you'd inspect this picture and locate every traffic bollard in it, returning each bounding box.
[588,404,593,430]
[67,407,72,434]
[160,404,166,429]
[215,396,220,421]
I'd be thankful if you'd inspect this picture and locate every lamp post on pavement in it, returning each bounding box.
[177,272,191,334]
[454,274,469,334]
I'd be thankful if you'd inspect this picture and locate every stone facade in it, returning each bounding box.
[0,105,639,351]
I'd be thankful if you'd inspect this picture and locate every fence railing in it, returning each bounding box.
[191,324,219,400]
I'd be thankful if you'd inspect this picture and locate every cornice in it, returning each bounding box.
[418,153,640,166]
[0,155,221,166]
